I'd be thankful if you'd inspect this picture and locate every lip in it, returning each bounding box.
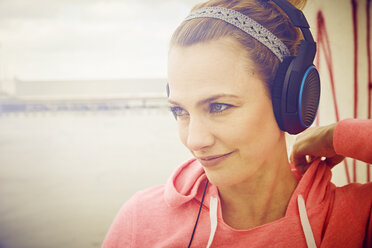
[197,152,233,168]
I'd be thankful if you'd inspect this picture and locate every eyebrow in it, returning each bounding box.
[168,94,240,106]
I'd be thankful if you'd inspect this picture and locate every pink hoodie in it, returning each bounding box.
[103,119,372,247]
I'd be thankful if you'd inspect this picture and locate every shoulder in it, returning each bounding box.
[102,185,167,247]
[321,183,372,247]
[333,182,372,221]
[122,184,167,213]
[134,185,165,200]
[336,182,372,201]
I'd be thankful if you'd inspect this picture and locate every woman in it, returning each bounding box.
[103,0,372,247]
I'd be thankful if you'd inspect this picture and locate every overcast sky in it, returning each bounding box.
[0,0,200,80]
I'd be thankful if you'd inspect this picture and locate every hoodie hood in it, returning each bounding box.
[164,159,216,208]
[164,157,333,213]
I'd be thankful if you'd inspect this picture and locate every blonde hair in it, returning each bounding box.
[170,0,307,94]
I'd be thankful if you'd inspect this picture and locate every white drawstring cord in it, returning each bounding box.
[206,194,316,248]
[297,194,317,248]
[206,197,218,248]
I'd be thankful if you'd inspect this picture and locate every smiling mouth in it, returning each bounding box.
[199,152,234,161]
[197,151,234,168]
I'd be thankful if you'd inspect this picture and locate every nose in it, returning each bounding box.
[185,117,215,152]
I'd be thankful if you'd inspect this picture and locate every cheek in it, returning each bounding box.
[224,112,261,140]
[222,106,280,151]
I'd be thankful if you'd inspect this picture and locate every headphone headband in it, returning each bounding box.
[271,0,314,42]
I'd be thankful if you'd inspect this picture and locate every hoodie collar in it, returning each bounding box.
[286,158,333,216]
[164,157,333,213]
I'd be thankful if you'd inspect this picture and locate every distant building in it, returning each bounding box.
[0,78,169,114]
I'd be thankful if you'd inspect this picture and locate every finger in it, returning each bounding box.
[325,155,345,168]
[306,155,316,163]
[295,155,323,174]
[292,155,309,169]
[295,163,311,175]
[290,145,305,165]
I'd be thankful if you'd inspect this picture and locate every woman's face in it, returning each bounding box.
[167,38,284,187]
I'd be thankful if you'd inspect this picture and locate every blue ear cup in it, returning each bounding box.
[298,65,320,128]
[271,55,320,134]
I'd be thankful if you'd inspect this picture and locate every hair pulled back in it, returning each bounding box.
[170,0,307,94]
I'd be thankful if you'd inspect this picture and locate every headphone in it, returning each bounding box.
[167,0,320,135]
[270,0,320,134]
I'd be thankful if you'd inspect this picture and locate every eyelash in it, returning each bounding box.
[209,103,232,113]
[169,106,188,119]
[169,103,233,119]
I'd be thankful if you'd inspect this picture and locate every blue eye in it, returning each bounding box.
[170,106,188,119]
[210,103,232,113]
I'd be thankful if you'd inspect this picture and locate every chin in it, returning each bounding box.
[203,167,251,188]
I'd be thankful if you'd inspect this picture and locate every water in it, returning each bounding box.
[0,110,191,248]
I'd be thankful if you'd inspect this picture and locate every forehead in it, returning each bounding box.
[167,38,261,102]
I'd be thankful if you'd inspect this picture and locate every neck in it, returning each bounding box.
[217,135,298,230]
